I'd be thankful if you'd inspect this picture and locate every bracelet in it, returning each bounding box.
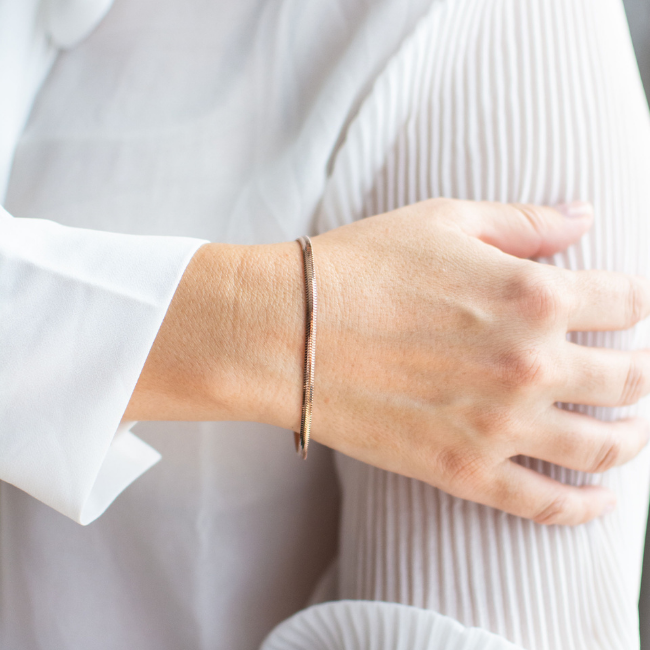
[295,235,317,460]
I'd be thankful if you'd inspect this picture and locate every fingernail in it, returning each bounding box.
[601,500,616,517]
[555,201,594,218]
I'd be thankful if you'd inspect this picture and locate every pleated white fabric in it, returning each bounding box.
[262,601,519,650]
[298,0,650,648]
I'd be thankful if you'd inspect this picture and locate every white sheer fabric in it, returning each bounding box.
[2,0,650,648]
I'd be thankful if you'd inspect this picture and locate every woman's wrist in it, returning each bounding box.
[123,241,306,431]
[230,241,306,431]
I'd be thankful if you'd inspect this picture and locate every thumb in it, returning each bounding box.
[457,200,594,258]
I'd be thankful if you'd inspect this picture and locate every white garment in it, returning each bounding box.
[313,0,650,648]
[1,0,649,649]
[0,0,208,525]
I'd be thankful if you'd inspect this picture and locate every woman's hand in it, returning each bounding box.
[124,198,650,525]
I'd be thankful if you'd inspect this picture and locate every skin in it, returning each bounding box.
[123,198,650,526]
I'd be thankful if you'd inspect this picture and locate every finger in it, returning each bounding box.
[519,408,649,473]
[557,344,650,406]
[485,459,615,525]
[563,269,650,332]
[456,199,594,259]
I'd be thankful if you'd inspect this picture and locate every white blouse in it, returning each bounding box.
[2,1,649,649]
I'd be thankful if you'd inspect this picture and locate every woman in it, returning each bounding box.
[1,0,649,648]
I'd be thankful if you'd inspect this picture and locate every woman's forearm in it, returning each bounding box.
[123,241,305,431]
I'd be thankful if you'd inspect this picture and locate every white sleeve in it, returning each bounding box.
[0,206,209,524]
[0,0,206,524]
[0,0,209,524]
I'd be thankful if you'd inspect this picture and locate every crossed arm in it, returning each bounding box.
[124,198,650,526]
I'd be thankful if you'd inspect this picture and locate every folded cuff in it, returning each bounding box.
[77,420,160,525]
[0,206,209,523]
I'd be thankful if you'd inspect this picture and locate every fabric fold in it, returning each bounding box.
[44,0,115,49]
[76,420,160,525]
[0,0,56,202]
[0,0,113,201]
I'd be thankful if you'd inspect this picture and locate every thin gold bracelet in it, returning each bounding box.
[295,235,317,460]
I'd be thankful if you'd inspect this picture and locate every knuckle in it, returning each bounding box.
[470,406,517,442]
[430,197,457,210]
[424,197,459,216]
[512,202,543,222]
[494,346,549,390]
[591,435,622,473]
[511,270,566,327]
[417,198,463,228]
[532,493,571,526]
[437,448,488,488]
[512,203,546,235]
[625,278,646,326]
[619,357,648,406]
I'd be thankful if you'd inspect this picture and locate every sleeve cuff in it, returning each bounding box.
[77,420,160,525]
[0,206,209,523]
